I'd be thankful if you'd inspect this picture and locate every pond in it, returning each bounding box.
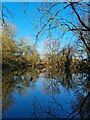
[2,68,90,119]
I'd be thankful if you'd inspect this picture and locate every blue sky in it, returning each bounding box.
[2,2,76,54]
[3,2,39,40]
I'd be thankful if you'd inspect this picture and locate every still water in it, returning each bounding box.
[2,68,90,119]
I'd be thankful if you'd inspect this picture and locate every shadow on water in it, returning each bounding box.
[2,67,90,119]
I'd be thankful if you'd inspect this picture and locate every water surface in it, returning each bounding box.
[2,69,90,119]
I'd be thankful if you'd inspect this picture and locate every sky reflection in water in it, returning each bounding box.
[2,69,90,119]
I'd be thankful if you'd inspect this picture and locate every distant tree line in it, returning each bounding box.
[2,23,40,69]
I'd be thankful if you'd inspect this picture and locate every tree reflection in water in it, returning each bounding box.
[2,69,40,112]
[2,68,90,119]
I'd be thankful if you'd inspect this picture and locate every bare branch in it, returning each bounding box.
[70,3,90,31]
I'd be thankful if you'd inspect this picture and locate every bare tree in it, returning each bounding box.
[36,2,90,61]
[44,38,61,57]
